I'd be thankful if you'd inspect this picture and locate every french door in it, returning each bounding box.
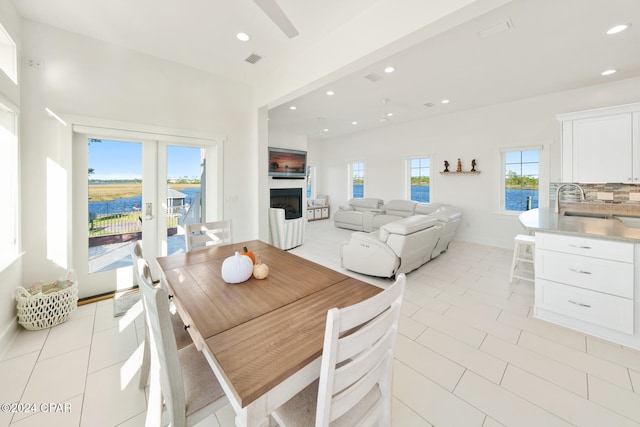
[72,125,222,299]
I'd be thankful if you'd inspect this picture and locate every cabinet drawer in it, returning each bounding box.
[536,250,634,298]
[536,279,633,334]
[536,233,633,262]
[322,207,329,218]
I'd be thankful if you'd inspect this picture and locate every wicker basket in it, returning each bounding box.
[16,270,79,330]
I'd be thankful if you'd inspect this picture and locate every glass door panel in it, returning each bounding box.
[87,139,143,273]
[165,145,206,256]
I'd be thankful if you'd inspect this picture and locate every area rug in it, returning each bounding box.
[113,288,141,317]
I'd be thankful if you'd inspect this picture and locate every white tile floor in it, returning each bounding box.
[3,220,640,426]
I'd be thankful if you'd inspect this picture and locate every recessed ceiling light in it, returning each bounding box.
[352,121,358,125]
[384,66,395,73]
[441,99,450,104]
[289,105,297,110]
[323,128,329,132]
[236,32,251,42]
[607,24,630,35]
[601,69,617,76]
[386,112,393,117]
[326,90,335,96]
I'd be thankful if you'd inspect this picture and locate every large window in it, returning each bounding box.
[503,149,539,211]
[0,99,18,268]
[408,157,430,202]
[349,161,364,199]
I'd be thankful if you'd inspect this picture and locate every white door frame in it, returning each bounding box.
[67,116,224,299]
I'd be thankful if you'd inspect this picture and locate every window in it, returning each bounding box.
[0,23,17,84]
[503,149,539,211]
[306,165,315,199]
[408,157,430,202]
[349,161,364,199]
[0,99,18,268]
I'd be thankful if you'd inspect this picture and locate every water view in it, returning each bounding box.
[354,184,538,211]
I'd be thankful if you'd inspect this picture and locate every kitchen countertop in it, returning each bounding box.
[519,207,640,242]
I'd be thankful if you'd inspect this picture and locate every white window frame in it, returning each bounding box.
[500,145,542,214]
[0,23,17,84]
[0,96,20,271]
[348,161,365,199]
[406,155,431,202]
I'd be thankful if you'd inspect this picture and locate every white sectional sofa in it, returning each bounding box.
[338,199,462,278]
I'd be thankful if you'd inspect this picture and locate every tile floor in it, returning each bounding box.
[3,220,640,426]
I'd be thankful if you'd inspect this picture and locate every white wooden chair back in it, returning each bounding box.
[316,273,406,426]
[130,242,152,388]
[137,259,187,426]
[184,220,232,252]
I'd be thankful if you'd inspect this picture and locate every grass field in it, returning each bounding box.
[88,183,200,202]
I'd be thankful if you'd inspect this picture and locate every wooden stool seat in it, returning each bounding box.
[510,234,535,284]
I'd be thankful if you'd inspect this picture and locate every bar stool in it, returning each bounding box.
[509,234,535,284]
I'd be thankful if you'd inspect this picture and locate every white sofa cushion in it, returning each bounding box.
[350,198,384,211]
[383,200,416,217]
[414,203,443,215]
[379,215,438,242]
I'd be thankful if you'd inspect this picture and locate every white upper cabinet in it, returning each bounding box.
[558,103,640,183]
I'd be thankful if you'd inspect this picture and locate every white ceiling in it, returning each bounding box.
[11,0,640,139]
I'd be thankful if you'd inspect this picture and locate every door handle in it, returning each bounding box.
[568,268,592,275]
[568,300,591,308]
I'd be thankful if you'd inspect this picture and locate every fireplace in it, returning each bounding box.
[270,188,303,220]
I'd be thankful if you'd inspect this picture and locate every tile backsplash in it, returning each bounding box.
[550,182,640,204]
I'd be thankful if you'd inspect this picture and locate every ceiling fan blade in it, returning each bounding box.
[253,0,299,39]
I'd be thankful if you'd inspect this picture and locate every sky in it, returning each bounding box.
[88,139,202,180]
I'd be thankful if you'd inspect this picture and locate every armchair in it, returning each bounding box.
[269,208,305,250]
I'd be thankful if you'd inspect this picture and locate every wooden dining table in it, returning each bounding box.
[156,239,382,427]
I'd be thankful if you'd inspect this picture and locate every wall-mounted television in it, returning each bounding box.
[268,147,307,179]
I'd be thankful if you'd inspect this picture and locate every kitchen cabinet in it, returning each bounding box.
[558,103,640,183]
[534,232,639,345]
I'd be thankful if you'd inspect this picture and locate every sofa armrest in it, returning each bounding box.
[339,205,355,211]
[340,232,400,278]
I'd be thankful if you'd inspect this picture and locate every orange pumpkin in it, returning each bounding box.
[240,246,255,264]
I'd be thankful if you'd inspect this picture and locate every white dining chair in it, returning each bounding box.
[130,242,192,389]
[272,273,406,427]
[137,259,228,427]
[184,220,232,252]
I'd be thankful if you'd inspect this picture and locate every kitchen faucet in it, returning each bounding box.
[555,183,585,214]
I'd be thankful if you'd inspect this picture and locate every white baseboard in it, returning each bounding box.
[0,318,20,360]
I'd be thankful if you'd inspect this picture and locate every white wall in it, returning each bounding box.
[312,76,640,249]
[0,0,21,356]
[19,20,257,294]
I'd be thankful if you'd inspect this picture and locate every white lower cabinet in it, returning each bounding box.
[535,232,640,347]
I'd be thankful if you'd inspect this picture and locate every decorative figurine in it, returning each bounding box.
[443,160,449,172]
[457,158,462,173]
[471,159,477,172]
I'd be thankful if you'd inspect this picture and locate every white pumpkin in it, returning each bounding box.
[221,251,254,284]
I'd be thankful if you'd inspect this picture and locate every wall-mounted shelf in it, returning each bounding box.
[440,171,481,175]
